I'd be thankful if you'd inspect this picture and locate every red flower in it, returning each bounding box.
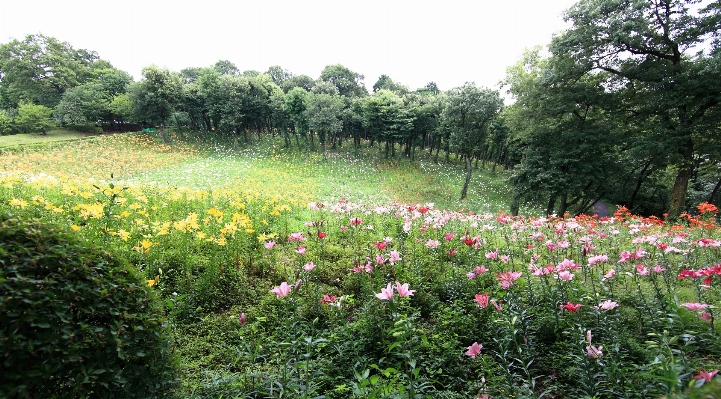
[317,231,326,239]
[562,302,583,312]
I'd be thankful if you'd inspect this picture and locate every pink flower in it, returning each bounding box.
[474,292,489,308]
[303,261,315,271]
[603,269,616,281]
[289,232,306,242]
[491,299,503,311]
[652,265,667,273]
[374,241,387,250]
[501,255,510,263]
[485,251,499,260]
[700,312,713,323]
[636,264,650,276]
[426,239,440,249]
[692,370,719,382]
[375,283,394,300]
[588,254,608,266]
[395,281,416,297]
[271,282,292,298]
[585,330,603,358]
[681,302,710,311]
[388,250,402,265]
[445,232,455,241]
[350,217,363,226]
[240,312,246,326]
[597,300,619,310]
[465,342,483,358]
[475,265,487,275]
[375,254,387,265]
[466,272,477,280]
[497,271,522,289]
[319,294,338,305]
[562,302,583,312]
[586,345,603,359]
[296,246,306,255]
[556,271,575,281]
[557,258,578,271]
[264,241,276,249]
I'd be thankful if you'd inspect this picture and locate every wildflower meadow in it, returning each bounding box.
[1,132,720,398]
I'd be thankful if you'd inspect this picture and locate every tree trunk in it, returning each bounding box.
[558,195,568,216]
[629,160,652,210]
[159,123,167,144]
[668,138,694,218]
[460,156,472,200]
[708,175,721,205]
[511,195,520,216]
[546,195,556,216]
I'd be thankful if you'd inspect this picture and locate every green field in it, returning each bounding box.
[0,129,97,148]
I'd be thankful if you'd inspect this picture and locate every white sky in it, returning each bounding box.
[0,0,576,93]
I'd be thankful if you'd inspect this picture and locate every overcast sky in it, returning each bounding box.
[0,0,577,93]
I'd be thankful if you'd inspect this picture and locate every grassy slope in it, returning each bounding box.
[0,129,94,148]
[0,129,536,214]
[130,137,535,215]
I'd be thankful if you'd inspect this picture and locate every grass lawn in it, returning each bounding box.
[0,129,99,148]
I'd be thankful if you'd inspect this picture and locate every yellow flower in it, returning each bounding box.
[134,239,154,254]
[71,224,82,231]
[117,229,131,241]
[195,231,207,240]
[9,198,28,209]
[146,275,159,287]
[73,203,104,219]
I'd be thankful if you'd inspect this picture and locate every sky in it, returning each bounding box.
[0,0,578,94]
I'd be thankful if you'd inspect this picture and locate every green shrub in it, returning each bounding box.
[0,216,178,398]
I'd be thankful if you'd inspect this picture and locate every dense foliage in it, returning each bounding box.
[0,215,178,398]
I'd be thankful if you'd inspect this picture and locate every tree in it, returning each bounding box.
[213,60,239,75]
[283,74,315,93]
[361,90,413,158]
[129,66,183,143]
[55,83,108,125]
[306,91,344,154]
[503,47,625,216]
[319,64,368,98]
[14,102,55,134]
[550,0,721,217]
[0,110,12,135]
[0,34,102,109]
[372,74,409,95]
[266,65,292,87]
[443,83,503,200]
[285,87,310,148]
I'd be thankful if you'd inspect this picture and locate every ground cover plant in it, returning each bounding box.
[1,132,720,398]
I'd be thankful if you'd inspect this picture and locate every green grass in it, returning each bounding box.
[0,129,97,148]
[129,137,536,215]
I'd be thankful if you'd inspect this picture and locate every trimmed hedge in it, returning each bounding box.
[0,216,177,398]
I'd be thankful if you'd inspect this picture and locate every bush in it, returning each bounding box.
[0,216,178,398]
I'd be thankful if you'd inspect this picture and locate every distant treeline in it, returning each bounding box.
[0,0,719,217]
